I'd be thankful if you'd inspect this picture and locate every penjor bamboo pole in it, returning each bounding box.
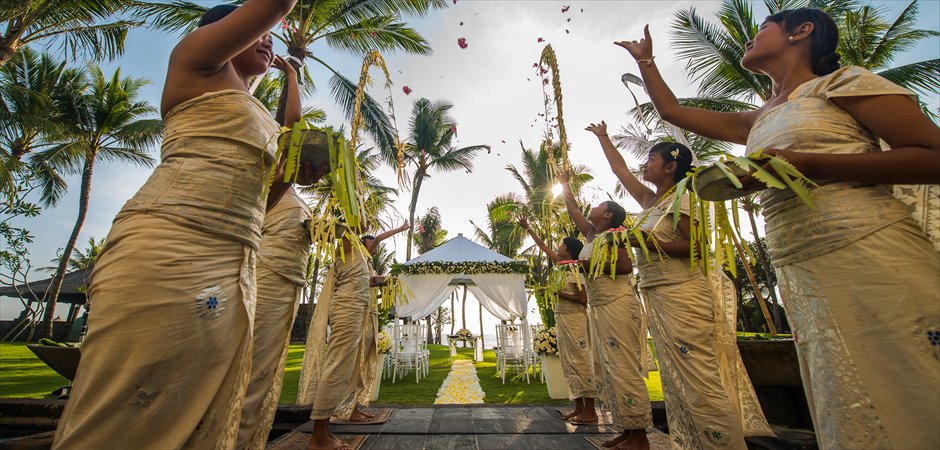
[729,229,777,337]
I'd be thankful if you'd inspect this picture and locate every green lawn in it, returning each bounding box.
[1,343,664,405]
[0,343,70,398]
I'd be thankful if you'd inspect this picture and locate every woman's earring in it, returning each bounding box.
[788,36,794,41]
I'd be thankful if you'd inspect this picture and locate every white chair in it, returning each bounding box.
[393,323,424,383]
[527,324,545,383]
[497,324,530,384]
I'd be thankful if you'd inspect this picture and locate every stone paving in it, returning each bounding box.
[275,406,671,450]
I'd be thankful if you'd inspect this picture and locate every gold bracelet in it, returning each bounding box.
[636,56,655,67]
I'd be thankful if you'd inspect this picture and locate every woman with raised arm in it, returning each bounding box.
[518,217,598,424]
[557,171,652,449]
[617,9,940,448]
[588,122,772,449]
[335,222,411,424]
[237,54,311,450]
[51,2,329,448]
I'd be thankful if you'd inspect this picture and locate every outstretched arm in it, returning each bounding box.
[763,94,940,184]
[366,222,410,254]
[272,55,301,127]
[615,25,754,145]
[518,217,561,263]
[586,121,656,207]
[171,0,296,74]
[557,171,595,240]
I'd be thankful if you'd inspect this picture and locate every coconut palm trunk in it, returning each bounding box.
[746,205,782,331]
[41,152,95,339]
[461,284,467,330]
[405,166,426,260]
[449,292,455,335]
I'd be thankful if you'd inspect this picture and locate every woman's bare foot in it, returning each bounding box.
[613,429,650,450]
[561,406,582,421]
[347,408,372,422]
[602,431,630,447]
[308,434,350,450]
[569,410,598,424]
[356,406,376,419]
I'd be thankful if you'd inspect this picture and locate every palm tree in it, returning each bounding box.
[0,0,143,66]
[38,65,163,339]
[401,98,489,260]
[136,0,447,140]
[43,236,105,273]
[505,141,592,328]
[471,193,525,259]
[414,206,446,255]
[0,47,86,206]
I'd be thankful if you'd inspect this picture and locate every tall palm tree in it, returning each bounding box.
[38,65,163,339]
[0,47,86,206]
[401,98,489,260]
[135,0,447,141]
[471,193,525,259]
[414,206,445,255]
[0,0,143,66]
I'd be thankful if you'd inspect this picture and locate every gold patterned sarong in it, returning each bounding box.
[237,189,311,449]
[53,90,280,450]
[747,66,940,449]
[297,249,371,420]
[637,196,772,449]
[554,273,597,399]
[580,241,652,430]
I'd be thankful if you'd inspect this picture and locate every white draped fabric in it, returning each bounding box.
[396,274,455,319]
[467,274,526,320]
[394,235,528,323]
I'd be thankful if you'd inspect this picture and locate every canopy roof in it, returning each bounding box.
[0,268,91,304]
[395,234,527,322]
[403,234,513,265]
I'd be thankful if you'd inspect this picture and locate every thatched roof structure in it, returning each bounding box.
[0,268,92,305]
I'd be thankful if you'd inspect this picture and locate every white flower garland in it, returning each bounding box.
[433,360,486,405]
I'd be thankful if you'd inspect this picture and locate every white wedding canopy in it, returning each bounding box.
[395,234,527,323]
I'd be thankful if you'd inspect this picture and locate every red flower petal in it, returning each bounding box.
[537,37,544,43]
[459,21,464,26]
[457,37,468,49]
[561,5,570,12]
[403,86,412,95]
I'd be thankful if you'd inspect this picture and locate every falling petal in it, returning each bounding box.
[537,37,544,43]
[501,140,506,143]
[370,31,377,37]
[403,86,412,95]
[459,21,464,25]
[561,5,570,12]
[565,29,570,34]
[580,8,584,12]
[567,18,571,22]
[457,37,468,49]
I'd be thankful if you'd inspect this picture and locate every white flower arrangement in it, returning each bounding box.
[533,327,559,355]
[456,329,473,338]
[390,260,529,276]
[376,331,392,354]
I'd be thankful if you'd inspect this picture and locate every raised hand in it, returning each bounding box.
[556,170,570,185]
[397,222,411,232]
[614,24,653,61]
[585,121,608,137]
[271,55,296,76]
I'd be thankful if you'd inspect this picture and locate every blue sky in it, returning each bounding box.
[3,0,939,326]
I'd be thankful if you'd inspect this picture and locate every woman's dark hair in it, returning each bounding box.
[604,201,627,228]
[198,4,238,27]
[361,235,376,245]
[649,142,694,183]
[766,8,841,75]
[562,237,584,260]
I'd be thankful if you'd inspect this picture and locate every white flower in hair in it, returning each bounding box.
[671,148,681,159]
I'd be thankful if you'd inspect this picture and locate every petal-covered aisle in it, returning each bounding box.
[433,359,486,404]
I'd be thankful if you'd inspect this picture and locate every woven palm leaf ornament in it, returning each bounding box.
[539,44,570,175]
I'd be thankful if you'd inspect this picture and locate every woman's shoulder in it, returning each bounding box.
[800,66,914,101]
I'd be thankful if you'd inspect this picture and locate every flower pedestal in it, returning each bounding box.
[371,354,385,402]
[541,354,571,400]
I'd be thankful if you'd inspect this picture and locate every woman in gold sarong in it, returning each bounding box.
[558,172,653,449]
[51,3,324,449]
[618,8,939,448]
[297,236,372,450]
[518,218,599,424]
[591,126,773,449]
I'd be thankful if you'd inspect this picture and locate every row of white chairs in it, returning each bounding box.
[494,323,545,384]
[381,322,430,383]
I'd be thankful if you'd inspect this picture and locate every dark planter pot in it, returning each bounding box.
[736,339,814,430]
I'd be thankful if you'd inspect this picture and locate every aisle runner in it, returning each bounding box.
[433,359,486,404]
